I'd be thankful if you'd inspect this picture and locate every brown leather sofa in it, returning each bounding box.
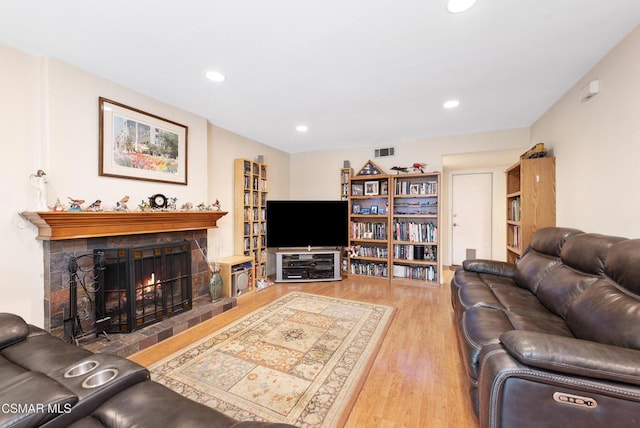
[0,313,296,428]
[451,227,640,428]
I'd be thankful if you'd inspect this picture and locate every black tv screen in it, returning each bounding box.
[266,200,348,248]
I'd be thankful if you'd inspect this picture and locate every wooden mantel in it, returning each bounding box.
[21,211,228,240]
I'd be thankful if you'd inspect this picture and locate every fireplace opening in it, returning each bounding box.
[95,241,192,333]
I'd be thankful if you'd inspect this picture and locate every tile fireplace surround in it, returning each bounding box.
[22,211,234,356]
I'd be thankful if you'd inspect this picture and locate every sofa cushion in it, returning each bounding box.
[0,371,78,428]
[0,313,30,349]
[513,227,583,293]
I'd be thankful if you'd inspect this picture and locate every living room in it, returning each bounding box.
[2,2,640,427]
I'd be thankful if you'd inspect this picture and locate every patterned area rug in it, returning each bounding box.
[150,292,395,427]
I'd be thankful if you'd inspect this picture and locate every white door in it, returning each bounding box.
[451,172,493,265]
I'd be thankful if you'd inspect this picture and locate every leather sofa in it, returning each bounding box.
[451,227,640,428]
[0,313,296,428]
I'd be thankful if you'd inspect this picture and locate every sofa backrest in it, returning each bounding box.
[566,239,640,350]
[514,227,583,293]
[535,233,626,318]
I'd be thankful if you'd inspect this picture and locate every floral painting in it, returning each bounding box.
[99,97,188,184]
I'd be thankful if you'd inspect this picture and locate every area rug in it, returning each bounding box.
[149,292,395,427]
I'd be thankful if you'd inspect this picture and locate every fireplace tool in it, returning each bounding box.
[64,252,111,344]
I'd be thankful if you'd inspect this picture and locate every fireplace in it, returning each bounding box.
[95,241,192,333]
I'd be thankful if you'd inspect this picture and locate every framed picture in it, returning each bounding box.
[410,183,420,195]
[353,204,361,214]
[99,97,188,185]
[351,183,364,196]
[364,181,379,196]
[371,205,378,214]
[361,208,371,215]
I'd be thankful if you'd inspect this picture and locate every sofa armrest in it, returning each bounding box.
[0,313,30,349]
[462,259,516,278]
[500,330,640,386]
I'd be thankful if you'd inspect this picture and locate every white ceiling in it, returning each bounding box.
[1,1,640,154]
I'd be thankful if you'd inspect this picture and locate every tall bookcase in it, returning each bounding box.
[348,161,390,280]
[347,161,441,285]
[391,173,440,285]
[234,158,268,279]
[506,157,556,263]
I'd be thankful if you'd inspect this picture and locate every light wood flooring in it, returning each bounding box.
[130,269,478,428]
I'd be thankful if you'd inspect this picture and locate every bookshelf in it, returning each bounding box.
[234,158,268,279]
[347,162,442,285]
[391,173,441,285]
[340,167,352,201]
[506,157,556,263]
[347,161,390,280]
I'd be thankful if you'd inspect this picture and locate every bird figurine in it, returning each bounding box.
[115,195,130,211]
[67,197,85,212]
[86,199,102,211]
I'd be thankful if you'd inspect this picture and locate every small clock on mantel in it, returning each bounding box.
[149,193,168,209]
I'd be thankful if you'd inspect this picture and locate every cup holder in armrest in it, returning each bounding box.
[82,368,119,389]
[64,360,100,378]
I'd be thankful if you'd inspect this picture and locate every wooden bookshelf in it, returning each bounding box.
[506,157,556,263]
[234,158,268,279]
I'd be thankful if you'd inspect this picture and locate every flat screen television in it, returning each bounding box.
[266,200,348,248]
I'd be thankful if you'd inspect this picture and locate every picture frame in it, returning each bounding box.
[351,183,364,196]
[364,180,379,196]
[361,208,371,215]
[370,205,378,214]
[410,183,420,195]
[353,204,361,214]
[99,97,188,185]
[380,181,388,195]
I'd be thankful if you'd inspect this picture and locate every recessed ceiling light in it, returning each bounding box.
[205,70,226,83]
[446,0,478,13]
[443,99,460,109]
[296,125,308,133]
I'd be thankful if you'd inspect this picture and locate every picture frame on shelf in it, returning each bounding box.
[99,97,188,185]
[410,183,420,195]
[361,208,371,215]
[351,183,364,196]
[353,204,361,214]
[364,181,379,196]
[371,205,378,214]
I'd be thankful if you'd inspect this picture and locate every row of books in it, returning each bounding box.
[510,225,521,248]
[392,220,437,243]
[392,265,437,281]
[243,192,265,206]
[355,245,388,258]
[349,261,388,277]
[393,244,437,261]
[509,197,521,222]
[350,221,387,240]
[243,208,266,221]
[395,180,438,196]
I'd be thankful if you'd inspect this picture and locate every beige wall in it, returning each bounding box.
[207,124,290,261]
[531,26,640,238]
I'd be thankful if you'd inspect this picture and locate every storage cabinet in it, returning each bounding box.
[275,250,340,282]
[391,173,440,284]
[234,158,268,279]
[218,255,254,298]
[506,157,556,263]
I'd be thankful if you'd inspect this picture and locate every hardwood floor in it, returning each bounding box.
[130,270,478,427]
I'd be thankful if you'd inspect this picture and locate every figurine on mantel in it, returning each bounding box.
[30,169,48,211]
[115,195,129,211]
[86,199,102,211]
[68,197,85,212]
[213,199,221,211]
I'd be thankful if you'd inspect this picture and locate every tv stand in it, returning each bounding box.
[275,248,341,282]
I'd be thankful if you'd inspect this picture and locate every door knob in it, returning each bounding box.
[453,223,460,226]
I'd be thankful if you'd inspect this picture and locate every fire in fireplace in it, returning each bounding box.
[95,241,192,333]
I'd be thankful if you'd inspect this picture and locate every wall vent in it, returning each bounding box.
[375,147,395,157]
